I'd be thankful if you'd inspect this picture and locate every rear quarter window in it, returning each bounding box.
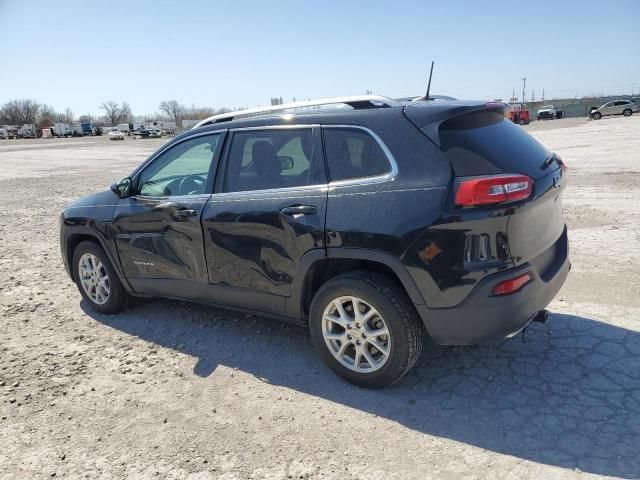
[322,128,391,182]
[439,111,550,179]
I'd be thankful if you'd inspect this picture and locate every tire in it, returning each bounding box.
[72,240,128,314]
[309,271,425,388]
[623,109,632,117]
[592,112,602,120]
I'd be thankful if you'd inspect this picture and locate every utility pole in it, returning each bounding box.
[542,89,545,102]
[522,77,526,104]
[532,90,536,102]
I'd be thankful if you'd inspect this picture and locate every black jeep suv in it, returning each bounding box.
[60,96,569,387]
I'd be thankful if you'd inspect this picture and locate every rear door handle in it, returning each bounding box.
[153,202,179,211]
[280,205,317,216]
[174,208,197,217]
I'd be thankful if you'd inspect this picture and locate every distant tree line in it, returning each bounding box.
[0,98,234,128]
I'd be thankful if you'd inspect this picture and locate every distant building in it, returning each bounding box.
[181,119,199,130]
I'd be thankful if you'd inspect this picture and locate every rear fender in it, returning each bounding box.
[285,248,427,319]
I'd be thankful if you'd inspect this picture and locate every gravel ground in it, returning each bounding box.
[1,116,639,479]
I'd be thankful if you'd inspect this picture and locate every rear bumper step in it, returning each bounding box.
[416,230,569,345]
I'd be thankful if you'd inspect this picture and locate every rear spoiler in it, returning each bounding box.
[403,101,507,146]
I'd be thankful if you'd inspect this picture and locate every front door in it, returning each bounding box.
[201,126,327,315]
[113,131,225,296]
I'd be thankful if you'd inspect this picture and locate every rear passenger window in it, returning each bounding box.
[323,128,391,182]
[224,128,315,192]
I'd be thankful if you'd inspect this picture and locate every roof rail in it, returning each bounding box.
[193,95,400,128]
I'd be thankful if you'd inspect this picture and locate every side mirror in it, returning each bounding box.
[278,155,294,171]
[110,177,133,198]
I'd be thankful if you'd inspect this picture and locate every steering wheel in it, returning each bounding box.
[178,175,206,195]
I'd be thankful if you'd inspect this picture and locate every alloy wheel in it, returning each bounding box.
[322,296,391,373]
[78,253,110,305]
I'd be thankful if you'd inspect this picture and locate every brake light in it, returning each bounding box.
[492,273,532,295]
[455,174,533,207]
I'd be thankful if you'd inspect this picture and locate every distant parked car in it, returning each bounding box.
[108,129,125,141]
[148,129,162,138]
[537,105,557,120]
[590,100,638,119]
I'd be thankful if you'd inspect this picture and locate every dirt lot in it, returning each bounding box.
[1,116,639,479]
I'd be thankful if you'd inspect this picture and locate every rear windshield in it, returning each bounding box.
[439,111,551,179]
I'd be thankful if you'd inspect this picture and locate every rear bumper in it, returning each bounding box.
[417,226,569,345]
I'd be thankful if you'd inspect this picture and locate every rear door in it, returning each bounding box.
[613,101,628,114]
[601,102,615,116]
[201,126,327,315]
[113,131,225,295]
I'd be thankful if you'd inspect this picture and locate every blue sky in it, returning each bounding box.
[1,0,639,116]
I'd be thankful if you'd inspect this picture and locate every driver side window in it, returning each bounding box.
[138,133,221,197]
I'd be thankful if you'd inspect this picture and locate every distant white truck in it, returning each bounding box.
[116,123,131,133]
[0,125,18,139]
[71,125,84,137]
[53,123,72,137]
[19,124,37,138]
[144,120,176,134]
[537,105,557,120]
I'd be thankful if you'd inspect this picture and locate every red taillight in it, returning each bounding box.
[455,174,533,207]
[492,273,532,296]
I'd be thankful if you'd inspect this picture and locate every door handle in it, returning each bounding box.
[152,202,196,218]
[280,205,317,216]
[174,208,197,217]
[153,202,179,211]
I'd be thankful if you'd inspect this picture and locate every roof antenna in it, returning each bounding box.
[425,61,435,101]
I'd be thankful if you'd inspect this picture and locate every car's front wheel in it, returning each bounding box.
[623,109,632,117]
[309,271,425,388]
[72,241,128,314]
[592,112,602,120]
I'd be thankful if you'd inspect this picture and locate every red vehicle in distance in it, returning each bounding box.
[506,103,531,125]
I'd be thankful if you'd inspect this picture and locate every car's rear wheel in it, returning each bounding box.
[309,271,425,388]
[592,112,602,120]
[72,241,128,314]
[623,109,632,117]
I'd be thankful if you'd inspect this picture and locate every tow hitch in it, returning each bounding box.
[532,309,549,324]
[521,310,549,343]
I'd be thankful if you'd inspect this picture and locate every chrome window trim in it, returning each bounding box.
[131,193,212,202]
[228,124,319,132]
[208,124,399,199]
[322,125,398,189]
[211,183,328,199]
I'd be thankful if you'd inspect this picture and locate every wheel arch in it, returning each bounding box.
[64,228,131,291]
[286,248,426,319]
